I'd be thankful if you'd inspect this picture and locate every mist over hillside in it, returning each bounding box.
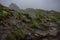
[0,0,60,12]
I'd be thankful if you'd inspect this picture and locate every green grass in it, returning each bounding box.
[27,27,35,33]
[32,20,38,27]
[0,11,9,20]
[6,28,26,40]
[49,15,60,26]
[0,4,3,10]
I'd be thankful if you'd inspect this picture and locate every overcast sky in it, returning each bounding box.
[0,0,60,12]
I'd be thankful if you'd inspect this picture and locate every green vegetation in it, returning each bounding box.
[23,13,32,19]
[0,11,10,20]
[40,22,48,28]
[22,18,31,23]
[0,4,4,10]
[49,15,60,26]
[27,27,35,33]
[6,28,26,40]
[32,20,39,27]
[0,4,60,40]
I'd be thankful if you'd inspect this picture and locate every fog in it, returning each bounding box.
[0,0,60,12]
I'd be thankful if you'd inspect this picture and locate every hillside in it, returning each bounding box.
[0,4,60,40]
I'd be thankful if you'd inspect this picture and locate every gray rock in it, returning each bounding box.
[28,13,37,19]
[48,27,58,36]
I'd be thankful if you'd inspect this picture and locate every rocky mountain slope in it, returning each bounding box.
[0,4,60,40]
[9,3,20,11]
